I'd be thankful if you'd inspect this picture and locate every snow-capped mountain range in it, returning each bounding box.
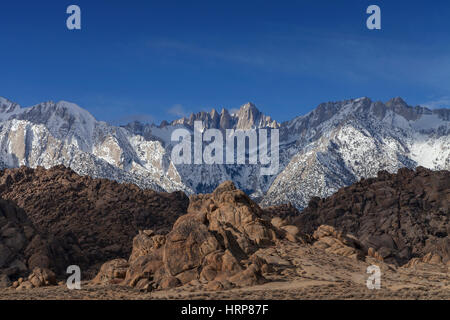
[0,96,448,209]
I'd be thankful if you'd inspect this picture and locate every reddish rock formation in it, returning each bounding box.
[94,181,302,291]
[24,267,57,289]
[312,225,366,260]
[0,165,189,277]
[295,167,450,265]
[262,202,301,222]
[3,164,448,293]
[92,259,129,285]
[0,198,63,287]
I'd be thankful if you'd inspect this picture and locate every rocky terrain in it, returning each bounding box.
[0,198,63,288]
[0,96,448,209]
[0,167,448,299]
[295,167,450,266]
[90,181,300,291]
[1,242,448,300]
[0,165,189,277]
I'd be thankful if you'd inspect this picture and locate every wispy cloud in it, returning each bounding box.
[108,114,155,126]
[167,104,189,117]
[76,94,158,124]
[421,96,450,109]
[148,40,267,68]
[146,28,450,91]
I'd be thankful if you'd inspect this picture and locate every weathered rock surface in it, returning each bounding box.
[404,252,450,268]
[0,198,62,282]
[92,259,129,285]
[262,202,301,222]
[0,274,11,288]
[295,167,450,265]
[312,225,366,260]
[27,267,57,288]
[94,181,301,291]
[0,165,189,276]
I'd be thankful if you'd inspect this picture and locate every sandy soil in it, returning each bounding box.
[1,242,449,300]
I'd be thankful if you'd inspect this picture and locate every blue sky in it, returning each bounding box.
[1,0,450,124]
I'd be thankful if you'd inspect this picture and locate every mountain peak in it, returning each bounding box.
[386,97,408,108]
[0,96,14,105]
[235,102,262,129]
[210,108,219,117]
[238,102,261,116]
[353,97,371,103]
[384,97,431,121]
[234,102,279,129]
[169,102,278,129]
[240,102,258,110]
[55,100,97,121]
[0,96,21,117]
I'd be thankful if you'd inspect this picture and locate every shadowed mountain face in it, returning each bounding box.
[294,167,450,265]
[0,197,68,284]
[0,165,189,277]
[0,96,448,209]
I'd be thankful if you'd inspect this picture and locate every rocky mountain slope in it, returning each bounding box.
[0,165,189,277]
[295,167,449,265]
[0,198,64,287]
[0,170,448,297]
[51,178,450,296]
[0,96,448,209]
[92,181,290,291]
[261,97,449,208]
[0,98,185,193]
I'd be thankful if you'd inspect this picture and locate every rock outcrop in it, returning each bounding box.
[0,199,62,286]
[312,225,367,260]
[262,202,301,224]
[14,267,57,290]
[92,259,129,285]
[404,252,450,268]
[295,167,450,265]
[94,181,302,291]
[0,165,189,277]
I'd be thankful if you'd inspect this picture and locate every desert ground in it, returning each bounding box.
[1,240,448,300]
